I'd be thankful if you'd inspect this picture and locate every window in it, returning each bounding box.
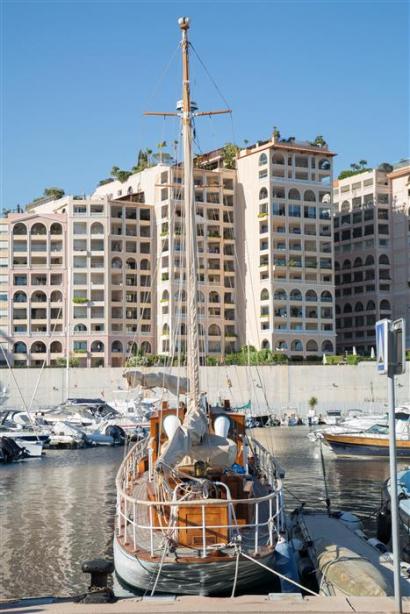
[289,205,301,217]
[304,206,316,219]
[272,203,285,216]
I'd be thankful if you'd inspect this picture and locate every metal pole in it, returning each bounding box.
[388,356,402,613]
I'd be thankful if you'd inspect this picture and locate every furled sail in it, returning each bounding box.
[124,370,189,396]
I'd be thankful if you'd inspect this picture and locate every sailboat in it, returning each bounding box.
[113,18,286,596]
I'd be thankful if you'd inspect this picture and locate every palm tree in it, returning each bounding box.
[308,396,318,412]
[157,141,167,163]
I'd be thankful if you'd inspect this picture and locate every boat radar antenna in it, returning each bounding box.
[145,18,231,414]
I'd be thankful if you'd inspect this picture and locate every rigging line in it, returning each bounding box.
[189,42,237,144]
[139,43,181,121]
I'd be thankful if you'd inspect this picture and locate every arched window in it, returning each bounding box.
[304,190,316,202]
[259,153,267,166]
[31,223,47,236]
[162,323,170,336]
[380,300,391,311]
[50,341,62,353]
[354,302,364,312]
[13,342,27,354]
[343,303,352,313]
[291,339,303,352]
[274,289,287,301]
[161,290,169,302]
[353,257,363,268]
[290,289,302,301]
[31,341,46,353]
[91,222,104,234]
[320,192,331,204]
[208,324,221,336]
[365,255,375,266]
[111,340,123,353]
[366,300,376,311]
[126,258,136,270]
[272,153,285,165]
[261,339,270,349]
[31,290,47,302]
[305,290,317,302]
[288,188,300,201]
[91,340,104,352]
[379,254,390,265]
[320,291,332,303]
[341,201,350,213]
[140,258,150,270]
[13,223,27,235]
[13,291,27,303]
[127,186,133,194]
[50,223,63,235]
[276,340,288,350]
[111,257,122,269]
[259,187,268,200]
[306,340,318,352]
[140,341,151,354]
[321,340,334,352]
[319,159,331,171]
[50,290,63,302]
[209,291,220,304]
[74,323,87,332]
[342,259,351,269]
[260,288,269,301]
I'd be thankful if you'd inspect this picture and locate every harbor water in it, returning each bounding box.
[0,426,400,600]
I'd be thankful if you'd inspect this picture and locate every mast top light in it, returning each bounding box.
[178,16,190,30]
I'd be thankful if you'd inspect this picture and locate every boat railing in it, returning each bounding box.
[116,437,285,558]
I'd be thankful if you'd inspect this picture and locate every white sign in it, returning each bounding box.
[376,319,390,375]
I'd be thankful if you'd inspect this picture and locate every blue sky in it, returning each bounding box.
[2,0,409,210]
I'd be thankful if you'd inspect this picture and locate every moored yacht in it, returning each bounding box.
[114,18,287,597]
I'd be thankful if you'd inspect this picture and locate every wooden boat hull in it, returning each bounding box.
[114,534,276,596]
[324,434,410,457]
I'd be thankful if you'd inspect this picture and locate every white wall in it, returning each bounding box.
[1,363,409,416]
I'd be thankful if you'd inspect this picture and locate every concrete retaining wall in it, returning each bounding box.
[1,363,409,416]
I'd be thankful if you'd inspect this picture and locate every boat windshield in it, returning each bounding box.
[366,424,389,435]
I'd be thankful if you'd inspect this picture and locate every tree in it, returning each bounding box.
[377,162,393,173]
[111,166,132,183]
[222,143,239,169]
[44,187,65,200]
[272,126,280,140]
[308,396,318,412]
[156,141,167,163]
[314,135,327,148]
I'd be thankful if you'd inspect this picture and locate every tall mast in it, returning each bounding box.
[179,17,200,412]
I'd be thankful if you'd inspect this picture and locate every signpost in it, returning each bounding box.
[376,318,406,613]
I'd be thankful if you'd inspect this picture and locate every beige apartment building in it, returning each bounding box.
[93,154,238,361]
[1,137,340,367]
[389,162,410,346]
[0,194,155,368]
[236,135,336,359]
[333,168,392,355]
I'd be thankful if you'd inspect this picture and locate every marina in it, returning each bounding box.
[1,3,409,612]
[0,426,403,601]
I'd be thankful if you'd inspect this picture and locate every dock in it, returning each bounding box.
[2,594,410,613]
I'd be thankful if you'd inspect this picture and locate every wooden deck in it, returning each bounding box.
[118,473,273,561]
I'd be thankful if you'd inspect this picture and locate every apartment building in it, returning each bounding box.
[1,194,155,368]
[1,136,340,367]
[94,155,239,361]
[333,168,392,355]
[236,134,336,359]
[389,162,410,345]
